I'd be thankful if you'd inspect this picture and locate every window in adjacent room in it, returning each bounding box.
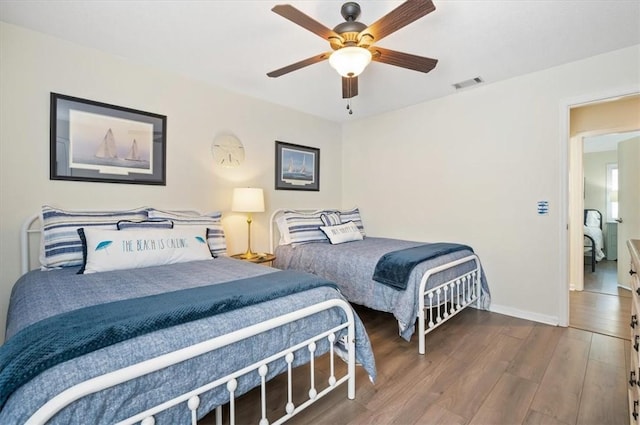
[606,163,618,221]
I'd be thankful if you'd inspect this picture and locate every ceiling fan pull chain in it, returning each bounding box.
[346,99,353,115]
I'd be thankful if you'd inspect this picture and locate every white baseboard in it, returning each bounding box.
[487,303,560,327]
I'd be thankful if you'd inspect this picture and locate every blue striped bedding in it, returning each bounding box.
[1,257,376,424]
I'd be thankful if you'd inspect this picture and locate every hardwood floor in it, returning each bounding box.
[201,305,629,425]
[569,290,630,339]
[584,260,628,297]
[570,260,631,339]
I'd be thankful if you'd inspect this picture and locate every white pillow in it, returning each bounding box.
[79,227,212,274]
[320,221,364,245]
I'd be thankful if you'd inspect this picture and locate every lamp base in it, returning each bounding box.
[237,250,258,260]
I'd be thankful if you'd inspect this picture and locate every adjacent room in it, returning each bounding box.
[1,1,639,424]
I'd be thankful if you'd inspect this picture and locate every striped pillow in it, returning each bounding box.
[338,207,366,236]
[39,206,149,270]
[283,211,328,246]
[147,209,222,224]
[148,209,226,256]
[320,212,342,227]
[206,226,226,257]
[117,219,174,230]
[275,215,293,245]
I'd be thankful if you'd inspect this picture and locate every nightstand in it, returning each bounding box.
[230,253,276,266]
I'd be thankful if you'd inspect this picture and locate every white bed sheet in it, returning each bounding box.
[584,225,605,261]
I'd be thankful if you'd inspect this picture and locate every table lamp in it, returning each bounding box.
[232,187,265,259]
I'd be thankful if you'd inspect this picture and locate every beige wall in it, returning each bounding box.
[342,45,640,324]
[571,95,640,136]
[0,23,343,339]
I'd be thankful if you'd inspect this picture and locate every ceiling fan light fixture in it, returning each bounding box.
[329,46,372,78]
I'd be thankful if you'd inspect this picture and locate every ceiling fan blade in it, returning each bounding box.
[267,53,331,78]
[371,47,438,73]
[272,4,343,43]
[342,76,358,99]
[361,0,435,43]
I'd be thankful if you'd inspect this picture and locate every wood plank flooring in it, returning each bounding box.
[571,259,631,339]
[201,305,629,425]
[569,290,630,339]
[583,260,628,297]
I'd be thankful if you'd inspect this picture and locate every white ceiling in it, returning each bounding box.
[1,0,639,122]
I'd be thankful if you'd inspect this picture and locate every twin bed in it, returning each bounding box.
[270,208,490,355]
[1,205,490,424]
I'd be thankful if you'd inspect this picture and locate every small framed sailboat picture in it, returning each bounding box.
[50,93,166,185]
[275,141,320,191]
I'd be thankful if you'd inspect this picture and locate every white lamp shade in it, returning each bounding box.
[232,188,265,213]
[329,46,372,77]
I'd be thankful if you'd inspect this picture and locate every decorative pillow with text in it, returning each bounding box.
[319,221,364,245]
[78,227,212,274]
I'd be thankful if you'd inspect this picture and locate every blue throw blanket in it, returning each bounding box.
[0,270,337,410]
[372,243,472,290]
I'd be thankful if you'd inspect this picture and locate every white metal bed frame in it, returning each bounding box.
[269,208,482,355]
[16,213,358,425]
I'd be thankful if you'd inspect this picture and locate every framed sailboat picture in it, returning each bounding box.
[50,93,166,185]
[275,141,319,191]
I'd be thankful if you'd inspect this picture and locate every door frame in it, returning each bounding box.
[559,86,639,327]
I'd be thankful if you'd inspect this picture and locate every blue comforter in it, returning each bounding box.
[372,243,472,290]
[1,258,376,424]
[275,237,491,341]
[0,270,337,410]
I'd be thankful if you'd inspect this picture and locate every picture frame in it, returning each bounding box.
[50,93,167,185]
[275,141,320,191]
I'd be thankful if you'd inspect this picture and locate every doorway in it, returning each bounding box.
[566,95,639,338]
[582,133,636,297]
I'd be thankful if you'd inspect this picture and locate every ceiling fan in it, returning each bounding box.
[267,0,439,102]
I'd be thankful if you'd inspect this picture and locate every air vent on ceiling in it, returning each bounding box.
[452,77,483,90]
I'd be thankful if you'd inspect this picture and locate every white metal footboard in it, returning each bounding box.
[25,299,357,425]
[418,254,482,355]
